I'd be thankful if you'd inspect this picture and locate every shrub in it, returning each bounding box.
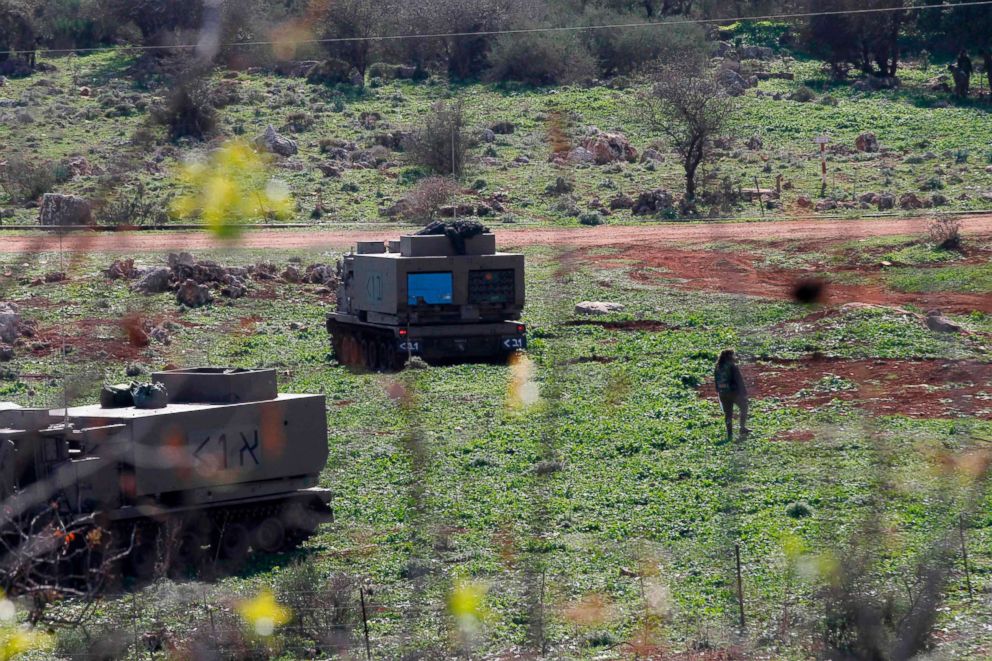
[275,561,357,654]
[152,76,216,142]
[785,500,814,518]
[579,212,604,226]
[581,8,706,76]
[927,214,962,250]
[0,155,60,203]
[403,101,469,177]
[306,58,357,86]
[400,176,459,222]
[487,31,595,86]
[283,111,314,133]
[95,182,170,227]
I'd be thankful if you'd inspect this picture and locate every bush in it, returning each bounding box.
[403,101,469,177]
[275,561,358,654]
[579,212,604,226]
[927,214,962,250]
[400,176,460,222]
[581,9,706,76]
[152,75,216,141]
[487,31,595,86]
[306,58,357,86]
[95,182,170,227]
[0,155,62,203]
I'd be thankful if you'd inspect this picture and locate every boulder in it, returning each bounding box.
[39,194,92,226]
[815,199,837,212]
[581,132,637,165]
[281,265,301,283]
[64,156,96,178]
[575,301,625,315]
[566,146,596,164]
[925,310,963,334]
[609,194,635,210]
[104,258,141,280]
[0,303,20,343]
[716,68,749,96]
[746,135,763,151]
[855,132,879,153]
[876,193,895,210]
[221,275,248,299]
[176,279,212,308]
[480,128,496,143]
[133,267,172,294]
[256,125,298,157]
[740,45,774,60]
[545,177,574,196]
[640,148,664,163]
[899,193,924,210]
[930,193,948,207]
[306,58,354,86]
[796,196,813,210]
[632,189,674,215]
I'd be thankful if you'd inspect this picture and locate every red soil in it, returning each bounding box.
[700,356,992,420]
[577,245,992,314]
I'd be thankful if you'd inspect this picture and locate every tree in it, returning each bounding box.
[640,63,735,201]
[801,0,906,80]
[316,0,392,79]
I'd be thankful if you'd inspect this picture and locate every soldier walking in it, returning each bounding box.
[715,349,751,441]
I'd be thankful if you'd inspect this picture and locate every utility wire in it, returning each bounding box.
[3,0,992,57]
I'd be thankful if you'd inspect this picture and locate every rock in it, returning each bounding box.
[609,194,635,210]
[545,177,574,196]
[640,148,664,163]
[220,275,247,298]
[925,310,963,334]
[746,135,763,151]
[0,303,20,343]
[855,132,879,153]
[0,345,12,362]
[104,258,141,280]
[256,124,298,157]
[796,196,813,209]
[930,193,948,207]
[306,58,354,85]
[815,199,837,212]
[789,87,816,102]
[632,189,674,215]
[133,267,172,294]
[125,363,144,377]
[859,192,879,205]
[716,68,749,96]
[480,128,496,143]
[304,264,338,286]
[513,156,530,165]
[39,194,92,226]
[491,121,515,135]
[176,279,212,308]
[740,45,774,60]
[64,156,96,178]
[576,301,625,315]
[875,193,895,210]
[899,193,924,210]
[281,265,301,283]
[565,146,596,164]
[15,111,34,124]
[317,162,342,178]
[581,131,637,165]
[715,41,735,58]
[44,271,67,284]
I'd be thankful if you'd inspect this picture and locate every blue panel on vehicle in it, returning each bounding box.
[407,272,453,305]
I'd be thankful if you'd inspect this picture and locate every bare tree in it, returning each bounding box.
[640,62,735,202]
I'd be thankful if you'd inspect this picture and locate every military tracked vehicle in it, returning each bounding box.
[0,368,331,581]
[327,229,526,370]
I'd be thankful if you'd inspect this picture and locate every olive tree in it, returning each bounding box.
[640,62,735,201]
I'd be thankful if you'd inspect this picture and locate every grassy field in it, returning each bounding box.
[1,228,990,658]
[2,50,992,230]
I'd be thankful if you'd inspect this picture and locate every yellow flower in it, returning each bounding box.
[170,140,295,239]
[237,589,291,637]
[0,627,53,660]
[449,579,490,635]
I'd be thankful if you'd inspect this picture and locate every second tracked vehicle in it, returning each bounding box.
[328,229,526,370]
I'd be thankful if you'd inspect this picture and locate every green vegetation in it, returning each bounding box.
[0,234,989,658]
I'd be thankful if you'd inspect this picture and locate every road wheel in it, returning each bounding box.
[251,518,286,554]
[365,338,378,372]
[218,523,250,563]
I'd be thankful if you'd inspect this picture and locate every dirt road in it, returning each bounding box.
[3,215,992,254]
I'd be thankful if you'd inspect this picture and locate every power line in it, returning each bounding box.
[4,0,992,57]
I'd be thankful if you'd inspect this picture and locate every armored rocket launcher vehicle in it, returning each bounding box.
[327,228,526,370]
[0,368,331,580]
